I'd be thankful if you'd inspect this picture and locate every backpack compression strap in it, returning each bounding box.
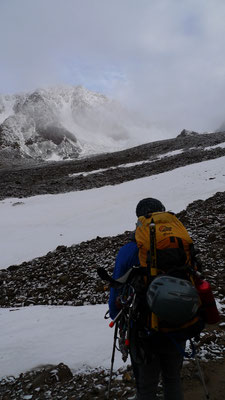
[148,218,159,331]
[148,218,157,278]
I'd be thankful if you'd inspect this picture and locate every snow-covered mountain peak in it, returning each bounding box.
[0,85,151,162]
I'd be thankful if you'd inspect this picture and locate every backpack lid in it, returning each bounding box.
[135,212,193,268]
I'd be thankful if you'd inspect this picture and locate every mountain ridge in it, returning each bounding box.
[0,85,157,162]
[1,130,225,200]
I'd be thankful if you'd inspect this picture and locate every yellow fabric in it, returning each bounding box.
[135,212,193,267]
[159,316,199,333]
[151,313,159,331]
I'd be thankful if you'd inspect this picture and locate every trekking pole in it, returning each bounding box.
[108,308,123,328]
[194,353,210,400]
[149,218,159,331]
[107,320,119,399]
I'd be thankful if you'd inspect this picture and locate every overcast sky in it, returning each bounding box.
[1,0,225,134]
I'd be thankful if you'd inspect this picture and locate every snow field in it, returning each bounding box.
[0,304,122,379]
[0,156,225,269]
[0,156,225,378]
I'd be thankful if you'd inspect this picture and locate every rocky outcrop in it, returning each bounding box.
[177,129,199,138]
[0,86,144,162]
[0,88,83,161]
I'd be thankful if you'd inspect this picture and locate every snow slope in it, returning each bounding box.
[0,156,225,379]
[0,305,113,379]
[0,156,224,269]
[0,303,224,380]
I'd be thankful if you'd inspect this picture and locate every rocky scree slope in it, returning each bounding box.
[1,130,225,200]
[0,360,225,400]
[1,191,224,314]
[0,192,224,399]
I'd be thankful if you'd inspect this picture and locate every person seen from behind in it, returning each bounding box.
[108,198,187,400]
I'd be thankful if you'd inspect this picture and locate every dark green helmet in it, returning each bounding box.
[136,198,165,217]
[146,276,200,326]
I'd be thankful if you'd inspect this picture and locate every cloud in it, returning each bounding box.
[1,0,225,134]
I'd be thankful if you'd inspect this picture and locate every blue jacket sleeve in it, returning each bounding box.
[108,241,139,319]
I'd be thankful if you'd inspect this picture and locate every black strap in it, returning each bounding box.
[177,237,184,249]
[146,250,151,282]
[169,236,184,249]
[149,218,157,281]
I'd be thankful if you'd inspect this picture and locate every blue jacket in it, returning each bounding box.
[108,241,139,319]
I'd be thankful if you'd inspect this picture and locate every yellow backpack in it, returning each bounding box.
[135,211,193,274]
[135,211,199,333]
